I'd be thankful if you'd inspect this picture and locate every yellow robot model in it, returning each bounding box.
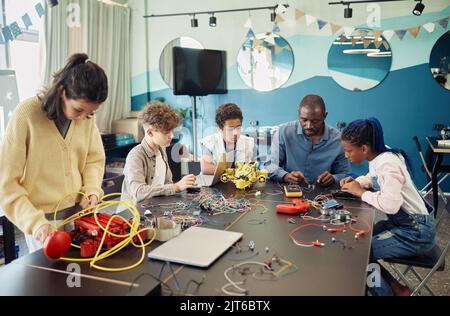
[220,162,268,190]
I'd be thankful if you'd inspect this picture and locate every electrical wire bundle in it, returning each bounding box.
[221,253,298,296]
[51,192,156,272]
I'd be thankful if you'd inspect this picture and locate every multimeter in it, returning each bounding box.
[284,185,303,198]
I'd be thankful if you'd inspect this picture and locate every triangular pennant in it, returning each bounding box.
[423,22,435,33]
[35,3,45,18]
[330,24,341,35]
[339,34,346,43]
[22,13,33,30]
[408,26,420,38]
[246,28,255,38]
[382,40,390,50]
[1,26,14,42]
[272,23,280,33]
[374,40,382,49]
[275,45,283,54]
[382,30,395,41]
[343,26,354,37]
[295,9,305,20]
[372,30,382,41]
[317,19,327,30]
[305,15,316,26]
[351,37,357,47]
[275,14,284,23]
[436,17,449,29]
[275,4,287,14]
[9,22,22,38]
[363,38,371,48]
[395,29,407,40]
[244,17,252,28]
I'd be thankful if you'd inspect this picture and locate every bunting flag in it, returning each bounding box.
[343,26,354,37]
[317,19,327,30]
[372,30,382,41]
[9,22,23,38]
[395,29,407,40]
[374,38,383,49]
[408,26,420,38]
[35,3,45,18]
[423,22,435,33]
[305,15,316,26]
[264,34,275,45]
[246,28,255,38]
[363,38,371,48]
[1,26,14,42]
[272,23,280,33]
[382,40,390,50]
[351,37,357,47]
[244,17,252,28]
[330,23,341,35]
[252,38,262,48]
[275,14,284,23]
[295,9,305,20]
[22,13,33,29]
[436,17,449,29]
[382,30,395,41]
[339,34,346,43]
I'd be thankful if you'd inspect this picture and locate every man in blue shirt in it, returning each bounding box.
[266,94,350,186]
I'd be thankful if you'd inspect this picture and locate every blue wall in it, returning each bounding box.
[143,62,450,188]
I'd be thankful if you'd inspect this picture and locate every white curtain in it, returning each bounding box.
[41,0,131,132]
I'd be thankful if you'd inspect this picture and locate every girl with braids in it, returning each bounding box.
[340,117,436,296]
[0,53,108,252]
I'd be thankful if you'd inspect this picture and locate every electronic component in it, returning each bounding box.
[276,199,310,215]
[323,199,342,209]
[287,218,297,224]
[330,189,356,200]
[283,184,303,198]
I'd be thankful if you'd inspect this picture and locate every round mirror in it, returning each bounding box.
[159,37,204,88]
[237,32,294,92]
[327,29,392,91]
[430,31,450,90]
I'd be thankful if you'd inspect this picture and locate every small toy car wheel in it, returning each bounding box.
[221,174,229,183]
[257,176,266,183]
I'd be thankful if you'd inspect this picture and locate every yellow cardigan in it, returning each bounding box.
[0,96,105,237]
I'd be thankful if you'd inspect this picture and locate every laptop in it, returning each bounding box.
[194,153,231,187]
[147,226,243,267]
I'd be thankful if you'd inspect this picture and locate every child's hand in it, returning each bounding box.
[341,181,366,198]
[79,195,99,210]
[175,174,196,192]
[34,223,54,245]
[339,176,354,187]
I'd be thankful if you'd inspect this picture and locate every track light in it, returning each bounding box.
[209,14,217,27]
[47,0,59,7]
[191,15,198,27]
[344,4,352,18]
[270,10,276,22]
[413,1,425,16]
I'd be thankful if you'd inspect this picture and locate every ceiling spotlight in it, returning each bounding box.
[344,4,352,18]
[270,10,276,22]
[47,0,59,7]
[413,1,425,16]
[191,15,198,27]
[209,14,217,27]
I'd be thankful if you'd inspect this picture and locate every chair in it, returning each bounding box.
[412,136,448,207]
[383,200,450,296]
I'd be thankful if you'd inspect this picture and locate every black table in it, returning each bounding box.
[0,182,375,296]
[426,137,450,214]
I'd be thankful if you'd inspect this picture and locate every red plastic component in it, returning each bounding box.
[276,199,310,215]
[43,213,147,259]
[43,231,72,259]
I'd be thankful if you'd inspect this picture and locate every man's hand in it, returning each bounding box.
[79,195,99,210]
[283,171,309,185]
[316,171,334,187]
[341,181,366,198]
[175,174,197,192]
[339,176,355,187]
